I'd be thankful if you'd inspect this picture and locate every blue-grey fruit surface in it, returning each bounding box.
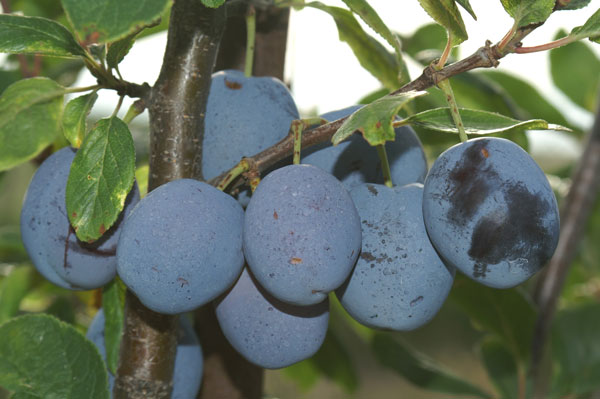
[20,147,140,290]
[302,105,428,189]
[422,137,560,288]
[203,69,299,180]
[243,164,361,306]
[86,309,203,399]
[337,183,454,330]
[215,268,329,369]
[117,178,245,314]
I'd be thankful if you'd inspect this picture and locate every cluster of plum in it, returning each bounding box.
[20,70,560,387]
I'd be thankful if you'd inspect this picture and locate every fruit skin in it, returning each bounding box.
[20,147,140,290]
[202,69,299,180]
[337,183,454,331]
[215,268,329,369]
[422,137,560,288]
[302,105,428,189]
[117,178,244,314]
[243,164,361,306]
[86,309,203,399]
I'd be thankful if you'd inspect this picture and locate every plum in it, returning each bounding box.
[20,147,140,290]
[422,137,560,288]
[202,69,299,180]
[215,267,329,369]
[243,164,361,306]
[116,178,244,314]
[337,183,454,330]
[86,309,203,399]
[302,105,428,189]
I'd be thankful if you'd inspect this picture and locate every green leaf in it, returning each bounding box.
[557,0,592,10]
[417,0,468,46]
[550,302,600,397]
[282,360,321,392]
[404,107,570,136]
[478,70,572,129]
[0,226,28,263]
[66,117,135,243]
[456,0,477,19]
[333,91,426,146]
[61,0,171,44]
[0,314,109,398]
[550,29,600,112]
[480,337,520,399]
[371,333,491,398]
[399,23,451,61]
[0,77,65,172]
[306,2,402,90]
[309,329,358,393]
[62,92,98,148]
[0,14,86,58]
[449,275,535,362]
[570,8,600,42]
[106,34,136,69]
[499,0,554,28]
[45,296,76,324]
[200,0,226,8]
[0,266,35,324]
[102,278,126,374]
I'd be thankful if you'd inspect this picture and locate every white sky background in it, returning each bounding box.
[72,0,600,168]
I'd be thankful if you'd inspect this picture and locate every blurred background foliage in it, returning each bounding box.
[0,0,599,398]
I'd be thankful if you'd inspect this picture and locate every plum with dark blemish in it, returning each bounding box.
[117,178,244,314]
[202,69,299,180]
[302,106,428,189]
[215,268,329,369]
[20,147,140,290]
[243,164,361,306]
[87,309,203,399]
[422,137,560,288]
[336,183,454,330]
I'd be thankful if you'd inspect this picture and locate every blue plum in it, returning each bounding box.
[302,105,428,189]
[337,183,454,330]
[20,147,140,290]
[86,309,203,399]
[117,178,244,314]
[243,164,361,306]
[422,137,560,288]
[203,69,299,180]
[215,268,329,369]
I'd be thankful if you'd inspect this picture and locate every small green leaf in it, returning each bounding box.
[200,0,226,8]
[371,333,492,398]
[550,29,600,112]
[333,91,426,146]
[570,8,600,42]
[102,278,126,374]
[456,0,477,19]
[61,0,171,43]
[66,117,135,243]
[550,302,600,397]
[62,92,98,148]
[399,23,451,61]
[306,2,402,90]
[480,337,520,399]
[500,0,554,28]
[106,33,137,69]
[417,0,468,46]
[404,107,570,136]
[0,14,86,58]
[449,275,535,362]
[0,314,109,399]
[0,266,35,324]
[0,77,65,171]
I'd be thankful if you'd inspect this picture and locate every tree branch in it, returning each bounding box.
[114,2,226,398]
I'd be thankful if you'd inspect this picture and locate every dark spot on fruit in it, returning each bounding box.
[446,140,498,224]
[481,148,489,158]
[273,210,278,220]
[290,257,302,265]
[473,263,488,278]
[468,182,555,272]
[361,251,376,262]
[177,277,189,287]
[224,79,242,90]
[410,296,423,307]
[367,185,378,196]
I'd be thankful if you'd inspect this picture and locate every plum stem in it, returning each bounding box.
[123,99,146,125]
[111,95,125,118]
[217,159,250,191]
[376,144,393,188]
[292,117,327,165]
[244,5,256,77]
